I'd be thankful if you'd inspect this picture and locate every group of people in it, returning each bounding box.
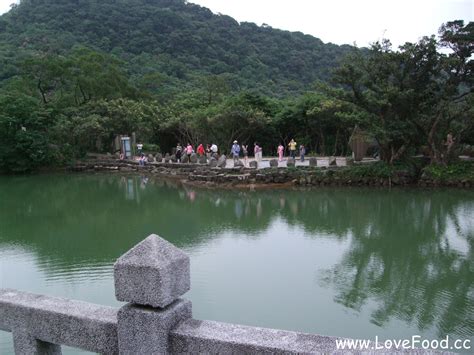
[230,141,264,166]
[280,139,306,162]
[175,143,218,162]
[174,139,307,166]
[230,139,306,165]
[136,138,306,166]
[230,141,252,165]
[169,140,267,167]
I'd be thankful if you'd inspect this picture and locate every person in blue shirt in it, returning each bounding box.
[231,140,241,163]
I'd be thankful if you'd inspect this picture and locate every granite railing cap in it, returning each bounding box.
[114,234,190,308]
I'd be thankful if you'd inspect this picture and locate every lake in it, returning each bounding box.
[1,174,473,353]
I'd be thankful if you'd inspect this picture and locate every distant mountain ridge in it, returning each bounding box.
[0,0,354,96]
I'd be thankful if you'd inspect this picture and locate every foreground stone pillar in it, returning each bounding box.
[114,234,192,354]
[13,328,62,355]
[117,300,191,354]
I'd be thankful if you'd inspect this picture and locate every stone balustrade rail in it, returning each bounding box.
[0,235,446,354]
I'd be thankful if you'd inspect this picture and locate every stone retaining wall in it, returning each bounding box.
[70,159,472,188]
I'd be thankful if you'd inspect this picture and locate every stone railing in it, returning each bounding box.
[0,235,429,354]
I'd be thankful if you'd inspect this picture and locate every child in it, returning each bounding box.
[299,144,306,162]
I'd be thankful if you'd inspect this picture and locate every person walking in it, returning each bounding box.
[210,143,218,158]
[197,143,205,156]
[136,142,143,156]
[186,143,193,160]
[254,142,262,162]
[299,144,306,162]
[288,139,297,159]
[277,143,284,162]
[241,143,249,167]
[176,143,183,163]
[231,140,241,163]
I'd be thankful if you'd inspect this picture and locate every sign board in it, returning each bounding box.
[121,137,132,159]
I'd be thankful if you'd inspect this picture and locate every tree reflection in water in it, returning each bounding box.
[314,190,474,340]
[0,174,472,341]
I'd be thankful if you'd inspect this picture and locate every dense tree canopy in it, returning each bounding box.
[0,0,352,97]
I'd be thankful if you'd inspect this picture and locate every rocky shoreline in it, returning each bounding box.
[69,157,473,189]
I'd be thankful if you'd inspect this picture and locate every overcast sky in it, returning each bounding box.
[0,0,472,47]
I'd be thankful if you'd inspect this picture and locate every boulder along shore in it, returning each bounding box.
[69,156,473,189]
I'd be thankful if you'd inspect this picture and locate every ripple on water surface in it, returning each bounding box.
[0,174,473,354]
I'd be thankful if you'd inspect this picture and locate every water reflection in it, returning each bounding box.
[320,200,473,339]
[0,174,472,346]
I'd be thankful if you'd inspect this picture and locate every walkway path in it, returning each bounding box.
[224,156,379,168]
[225,158,311,169]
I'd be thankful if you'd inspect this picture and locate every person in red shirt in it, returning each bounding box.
[197,144,205,156]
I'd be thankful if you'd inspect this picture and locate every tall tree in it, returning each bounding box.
[333,21,473,164]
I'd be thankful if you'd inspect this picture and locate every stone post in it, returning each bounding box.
[13,329,62,355]
[114,235,192,354]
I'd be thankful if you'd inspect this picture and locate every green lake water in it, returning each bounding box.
[0,174,473,353]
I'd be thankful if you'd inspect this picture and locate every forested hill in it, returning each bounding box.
[0,0,353,96]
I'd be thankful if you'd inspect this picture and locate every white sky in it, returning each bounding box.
[0,0,472,47]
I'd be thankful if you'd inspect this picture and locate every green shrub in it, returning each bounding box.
[423,161,474,182]
[344,162,395,178]
[142,143,160,153]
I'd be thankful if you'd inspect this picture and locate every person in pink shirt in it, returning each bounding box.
[277,143,284,162]
[254,142,262,162]
[186,143,193,159]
